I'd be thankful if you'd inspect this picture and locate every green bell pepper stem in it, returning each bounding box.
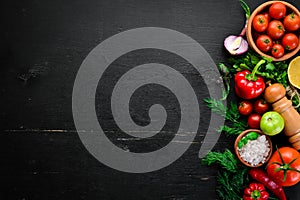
[246,59,266,81]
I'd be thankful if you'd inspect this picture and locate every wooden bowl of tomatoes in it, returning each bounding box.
[246,1,300,61]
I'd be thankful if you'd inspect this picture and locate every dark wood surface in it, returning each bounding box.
[1,0,300,199]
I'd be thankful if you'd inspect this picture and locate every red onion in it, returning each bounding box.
[224,35,248,55]
[224,0,250,55]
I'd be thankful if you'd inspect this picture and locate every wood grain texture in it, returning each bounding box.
[1,0,300,199]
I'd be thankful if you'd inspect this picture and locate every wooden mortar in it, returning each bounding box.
[264,83,300,150]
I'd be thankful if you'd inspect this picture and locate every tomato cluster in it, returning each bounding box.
[252,2,300,58]
[238,99,269,129]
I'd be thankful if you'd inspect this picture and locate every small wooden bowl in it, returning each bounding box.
[234,129,273,167]
[246,1,300,61]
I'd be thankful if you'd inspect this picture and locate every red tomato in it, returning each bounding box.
[253,99,269,114]
[269,2,286,19]
[282,33,299,50]
[267,147,300,187]
[271,43,285,58]
[256,35,273,52]
[238,101,253,115]
[284,12,300,31]
[267,20,285,39]
[247,114,261,129]
[253,14,269,32]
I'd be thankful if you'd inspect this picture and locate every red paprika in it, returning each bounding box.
[243,183,269,200]
[234,60,266,99]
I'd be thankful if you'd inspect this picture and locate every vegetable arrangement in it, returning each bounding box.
[202,1,300,200]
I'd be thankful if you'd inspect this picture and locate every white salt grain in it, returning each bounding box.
[238,135,270,166]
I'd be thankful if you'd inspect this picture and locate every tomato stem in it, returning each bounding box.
[291,12,295,19]
[264,39,271,44]
[272,148,300,182]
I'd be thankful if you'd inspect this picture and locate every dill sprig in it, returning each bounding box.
[216,168,248,200]
[202,149,249,200]
[204,98,247,136]
[202,149,238,173]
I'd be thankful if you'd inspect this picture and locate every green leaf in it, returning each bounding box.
[249,53,260,65]
[218,63,230,75]
[265,62,275,71]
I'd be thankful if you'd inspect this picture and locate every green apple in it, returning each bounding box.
[260,111,284,136]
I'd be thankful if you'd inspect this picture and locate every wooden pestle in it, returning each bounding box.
[264,83,300,150]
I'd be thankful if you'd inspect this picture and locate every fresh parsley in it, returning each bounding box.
[226,50,289,87]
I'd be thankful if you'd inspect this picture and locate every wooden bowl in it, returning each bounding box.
[246,1,300,61]
[234,129,273,167]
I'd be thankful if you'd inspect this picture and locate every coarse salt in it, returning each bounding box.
[238,135,270,166]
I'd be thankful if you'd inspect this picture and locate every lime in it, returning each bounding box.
[260,111,284,136]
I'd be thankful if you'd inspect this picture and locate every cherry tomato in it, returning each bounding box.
[267,20,285,39]
[238,101,253,115]
[271,43,285,58]
[282,33,299,50]
[247,113,261,129]
[256,35,273,52]
[253,14,269,32]
[267,147,300,187]
[253,99,269,114]
[269,2,286,19]
[284,12,300,31]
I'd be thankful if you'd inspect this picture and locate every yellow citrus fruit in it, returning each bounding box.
[288,56,300,89]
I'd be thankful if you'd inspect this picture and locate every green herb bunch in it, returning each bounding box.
[204,98,247,136]
[202,149,249,200]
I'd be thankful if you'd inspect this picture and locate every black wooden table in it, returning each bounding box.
[1,0,300,199]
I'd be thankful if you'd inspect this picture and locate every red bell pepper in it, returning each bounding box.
[234,60,266,99]
[243,182,269,200]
